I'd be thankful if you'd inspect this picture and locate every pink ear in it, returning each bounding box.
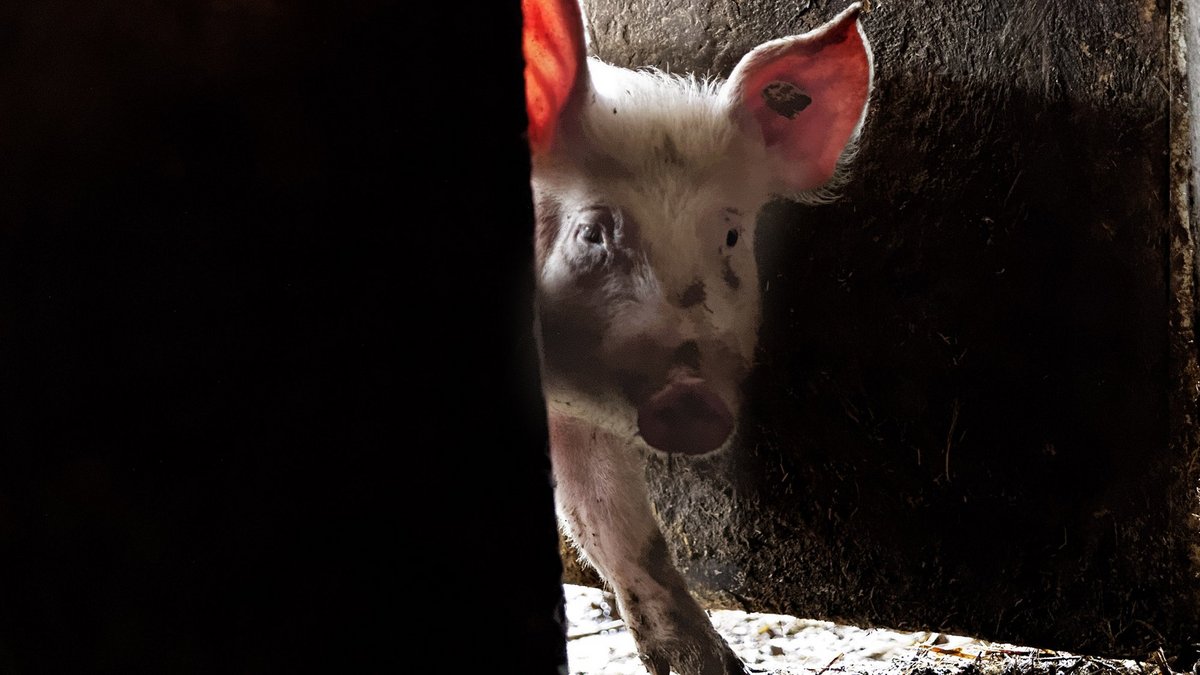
[522,0,588,154]
[722,3,873,194]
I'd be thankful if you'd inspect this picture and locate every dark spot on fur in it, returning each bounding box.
[665,590,709,632]
[763,81,812,119]
[642,536,673,582]
[585,152,635,181]
[679,280,706,308]
[659,133,682,165]
[722,257,741,290]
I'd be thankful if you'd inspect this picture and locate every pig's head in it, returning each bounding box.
[524,0,872,456]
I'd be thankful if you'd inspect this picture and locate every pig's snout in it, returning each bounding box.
[637,376,734,455]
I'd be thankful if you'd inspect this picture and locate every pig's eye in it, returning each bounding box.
[726,229,739,247]
[580,223,604,245]
[576,208,615,247]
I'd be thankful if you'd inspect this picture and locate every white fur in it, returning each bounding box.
[535,62,769,428]
[534,63,768,675]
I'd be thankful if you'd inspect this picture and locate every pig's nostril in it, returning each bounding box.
[672,341,701,370]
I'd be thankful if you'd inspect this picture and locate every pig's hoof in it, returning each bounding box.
[637,377,734,455]
[636,638,748,675]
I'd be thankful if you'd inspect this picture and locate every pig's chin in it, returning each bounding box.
[636,375,735,456]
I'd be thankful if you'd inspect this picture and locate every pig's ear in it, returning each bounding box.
[522,0,589,155]
[721,2,873,196]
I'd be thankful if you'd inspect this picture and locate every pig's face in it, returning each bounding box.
[533,62,776,455]
[526,10,872,456]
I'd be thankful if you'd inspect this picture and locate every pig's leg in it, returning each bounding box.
[550,414,747,675]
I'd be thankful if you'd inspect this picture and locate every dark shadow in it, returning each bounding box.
[0,1,565,672]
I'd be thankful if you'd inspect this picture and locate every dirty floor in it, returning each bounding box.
[563,584,1186,675]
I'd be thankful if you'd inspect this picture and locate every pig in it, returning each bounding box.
[522,1,873,673]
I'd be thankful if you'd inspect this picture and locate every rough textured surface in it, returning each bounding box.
[564,0,1200,666]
